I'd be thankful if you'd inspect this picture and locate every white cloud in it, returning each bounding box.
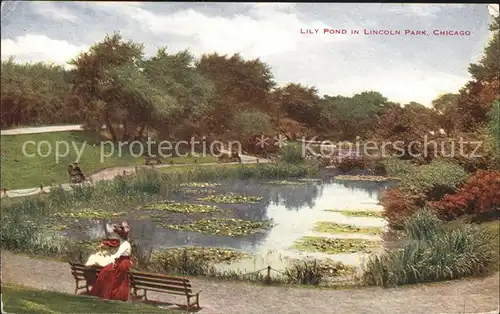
[1,34,88,68]
[31,2,80,23]
[111,6,358,59]
[384,4,473,17]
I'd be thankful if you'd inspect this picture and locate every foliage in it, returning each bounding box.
[381,157,417,178]
[400,160,468,200]
[292,236,380,254]
[229,108,273,140]
[313,221,382,235]
[362,210,499,287]
[325,209,384,218]
[487,99,500,163]
[163,218,274,236]
[199,193,263,204]
[278,142,304,164]
[141,201,220,213]
[381,188,419,229]
[429,170,500,221]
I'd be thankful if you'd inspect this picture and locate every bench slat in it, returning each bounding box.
[133,285,189,295]
[132,281,192,293]
[131,276,191,288]
[134,286,201,297]
[130,270,188,282]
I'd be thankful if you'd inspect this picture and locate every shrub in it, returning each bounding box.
[362,210,498,287]
[429,170,500,221]
[381,188,419,228]
[333,156,368,173]
[401,159,467,201]
[278,143,304,164]
[381,157,416,178]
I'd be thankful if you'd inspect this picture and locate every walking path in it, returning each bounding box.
[1,124,270,198]
[2,251,499,314]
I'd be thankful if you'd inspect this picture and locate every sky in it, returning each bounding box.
[1,2,497,106]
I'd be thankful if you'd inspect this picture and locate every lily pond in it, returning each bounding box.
[56,176,396,274]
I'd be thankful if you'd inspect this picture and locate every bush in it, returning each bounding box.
[401,160,467,201]
[381,188,419,229]
[429,170,500,221]
[362,210,498,287]
[381,157,416,178]
[333,156,368,173]
[278,143,304,164]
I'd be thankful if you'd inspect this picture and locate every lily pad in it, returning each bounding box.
[313,221,382,235]
[334,175,397,182]
[163,218,274,236]
[292,236,380,254]
[52,209,126,219]
[325,209,384,218]
[199,193,263,204]
[141,202,220,213]
[180,182,221,188]
[265,180,306,185]
[151,247,250,265]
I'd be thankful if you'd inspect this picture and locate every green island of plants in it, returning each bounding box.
[180,182,221,188]
[265,180,307,185]
[292,236,380,254]
[152,247,250,265]
[334,175,397,182]
[313,221,382,235]
[325,209,384,218]
[52,209,126,219]
[163,218,274,236]
[199,193,263,204]
[141,201,220,213]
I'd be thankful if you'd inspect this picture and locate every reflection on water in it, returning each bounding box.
[82,178,394,271]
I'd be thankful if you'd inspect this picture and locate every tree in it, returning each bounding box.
[488,99,500,167]
[68,32,145,141]
[272,83,321,134]
[431,93,459,136]
[1,58,74,128]
[196,53,275,135]
[229,109,273,141]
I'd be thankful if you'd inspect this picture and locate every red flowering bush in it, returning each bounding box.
[429,170,500,221]
[381,188,419,228]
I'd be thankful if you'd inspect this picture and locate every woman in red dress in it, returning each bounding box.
[90,221,133,301]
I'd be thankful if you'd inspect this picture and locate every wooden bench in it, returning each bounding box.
[69,262,103,295]
[130,270,202,310]
[69,263,202,309]
[144,155,162,165]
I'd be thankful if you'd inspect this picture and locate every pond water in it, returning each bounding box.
[78,176,396,273]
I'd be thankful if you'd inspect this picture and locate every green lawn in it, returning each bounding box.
[0,132,216,189]
[2,284,176,313]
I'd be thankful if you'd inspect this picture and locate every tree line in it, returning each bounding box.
[1,16,498,149]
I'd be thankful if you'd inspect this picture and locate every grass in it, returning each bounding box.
[362,210,499,287]
[325,209,384,218]
[0,131,216,189]
[292,236,380,254]
[313,221,382,235]
[2,283,176,313]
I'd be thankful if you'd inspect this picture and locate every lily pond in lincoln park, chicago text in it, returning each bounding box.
[34,176,395,278]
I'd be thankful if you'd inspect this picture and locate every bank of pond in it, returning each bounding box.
[1,166,497,288]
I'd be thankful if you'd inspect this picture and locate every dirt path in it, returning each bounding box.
[2,251,499,314]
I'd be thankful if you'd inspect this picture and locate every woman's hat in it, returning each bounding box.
[111,221,130,238]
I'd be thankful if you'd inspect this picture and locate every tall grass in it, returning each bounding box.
[362,209,498,287]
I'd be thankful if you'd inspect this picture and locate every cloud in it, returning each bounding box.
[31,2,80,23]
[1,34,88,68]
[104,5,359,59]
[383,3,473,17]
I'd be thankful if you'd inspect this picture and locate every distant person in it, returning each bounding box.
[90,221,132,301]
